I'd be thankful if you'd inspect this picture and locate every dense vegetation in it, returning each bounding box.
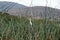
[0,12,60,40]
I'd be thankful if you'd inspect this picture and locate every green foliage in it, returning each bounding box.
[0,12,60,40]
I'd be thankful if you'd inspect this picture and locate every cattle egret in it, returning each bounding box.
[29,18,32,26]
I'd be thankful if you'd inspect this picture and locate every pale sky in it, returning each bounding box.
[0,0,60,9]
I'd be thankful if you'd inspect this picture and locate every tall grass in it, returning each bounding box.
[0,12,60,40]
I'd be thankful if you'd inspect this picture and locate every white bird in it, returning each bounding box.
[29,18,32,26]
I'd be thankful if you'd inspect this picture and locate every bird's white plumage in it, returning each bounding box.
[29,18,32,26]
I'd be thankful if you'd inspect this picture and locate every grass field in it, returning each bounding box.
[0,12,60,40]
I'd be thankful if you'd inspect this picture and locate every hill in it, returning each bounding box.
[8,6,60,20]
[0,1,27,12]
[0,1,60,20]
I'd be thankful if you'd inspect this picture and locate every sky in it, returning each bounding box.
[0,0,60,9]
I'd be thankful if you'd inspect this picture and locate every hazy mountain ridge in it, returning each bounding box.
[0,1,60,19]
[8,6,60,19]
[0,1,27,11]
